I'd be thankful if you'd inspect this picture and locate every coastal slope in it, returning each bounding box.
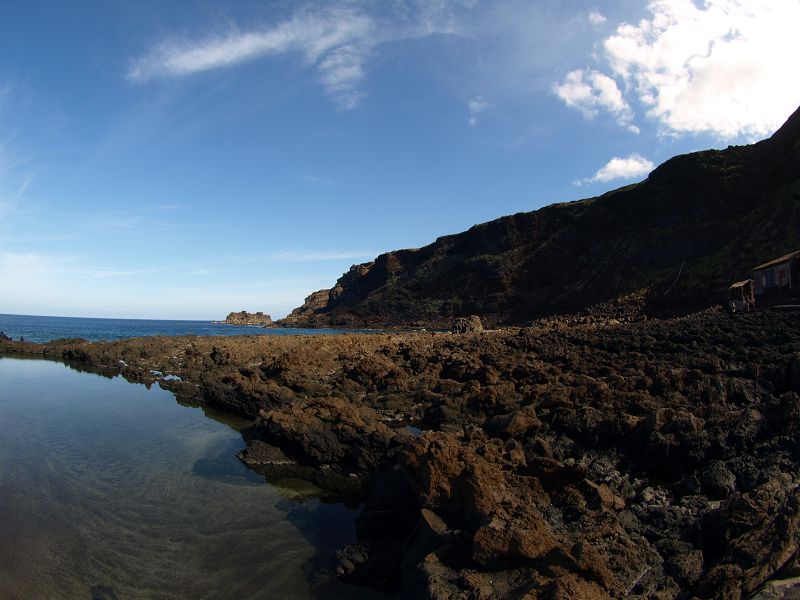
[280,105,800,328]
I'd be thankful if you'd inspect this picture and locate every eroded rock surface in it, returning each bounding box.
[3,309,800,598]
[223,311,273,325]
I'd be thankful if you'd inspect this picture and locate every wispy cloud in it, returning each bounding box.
[557,0,800,138]
[0,87,36,221]
[92,214,146,229]
[86,267,160,279]
[15,174,33,198]
[0,233,80,244]
[303,173,334,186]
[0,81,12,113]
[126,2,632,118]
[0,252,327,319]
[271,249,376,263]
[0,252,161,281]
[228,249,376,264]
[128,6,376,109]
[467,95,492,127]
[126,2,520,110]
[85,204,185,232]
[575,153,654,186]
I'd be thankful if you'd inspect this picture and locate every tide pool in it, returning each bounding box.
[0,357,380,600]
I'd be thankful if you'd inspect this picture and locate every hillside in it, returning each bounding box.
[280,105,800,328]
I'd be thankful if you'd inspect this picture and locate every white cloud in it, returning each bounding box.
[559,0,800,138]
[128,7,375,109]
[588,10,607,27]
[467,95,492,127]
[553,69,638,133]
[575,153,654,185]
[129,2,551,112]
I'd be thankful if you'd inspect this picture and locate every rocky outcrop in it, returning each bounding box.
[3,309,800,597]
[244,397,412,473]
[451,315,483,333]
[277,290,330,326]
[223,311,272,326]
[277,104,800,329]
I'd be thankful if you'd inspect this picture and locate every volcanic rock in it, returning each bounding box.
[223,311,273,325]
[3,308,800,598]
[277,104,800,329]
[451,315,484,333]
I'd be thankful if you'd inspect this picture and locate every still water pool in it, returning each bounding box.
[0,357,376,600]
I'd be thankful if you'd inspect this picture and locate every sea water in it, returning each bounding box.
[0,313,368,343]
[0,358,383,600]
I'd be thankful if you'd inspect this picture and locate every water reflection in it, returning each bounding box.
[192,438,263,485]
[0,357,384,600]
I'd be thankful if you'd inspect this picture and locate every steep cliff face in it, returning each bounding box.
[279,106,800,328]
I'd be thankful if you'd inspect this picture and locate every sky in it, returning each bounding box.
[1,0,799,320]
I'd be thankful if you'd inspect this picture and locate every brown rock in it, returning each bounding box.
[471,511,558,568]
[582,479,626,511]
[484,406,542,439]
[253,397,406,473]
[223,311,273,325]
[452,315,484,334]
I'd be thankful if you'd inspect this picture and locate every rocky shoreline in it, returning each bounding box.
[2,309,799,598]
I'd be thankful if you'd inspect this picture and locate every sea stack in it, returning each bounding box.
[223,311,273,326]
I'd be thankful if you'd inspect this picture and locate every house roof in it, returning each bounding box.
[729,279,752,289]
[753,250,800,272]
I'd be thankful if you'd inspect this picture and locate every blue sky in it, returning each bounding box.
[1,0,799,319]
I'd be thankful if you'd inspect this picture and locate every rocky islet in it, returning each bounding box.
[222,311,274,326]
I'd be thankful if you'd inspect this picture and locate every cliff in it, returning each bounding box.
[279,105,800,328]
[223,311,273,326]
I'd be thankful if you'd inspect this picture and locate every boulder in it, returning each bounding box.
[250,397,409,473]
[451,316,484,334]
[701,460,736,500]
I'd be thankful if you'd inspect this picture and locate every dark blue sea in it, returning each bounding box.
[0,313,367,343]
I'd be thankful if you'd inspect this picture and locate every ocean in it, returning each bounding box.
[0,313,364,343]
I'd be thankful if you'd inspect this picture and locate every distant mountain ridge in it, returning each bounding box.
[279,105,800,328]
